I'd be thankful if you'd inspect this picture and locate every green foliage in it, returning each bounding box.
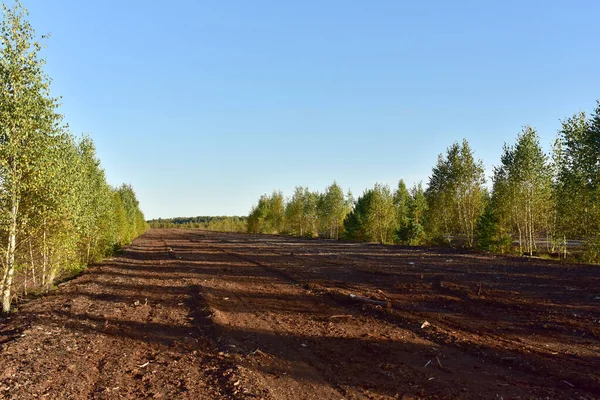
[0,1,61,311]
[343,183,396,244]
[491,127,552,255]
[247,191,285,234]
[0,3,146,312]
[343,189,373,242]
[583,233,600,264]
[554,102,600,261]
[243,101,600,264]
[425,139,486,247]
[317,181,348,239]
[476,201,512,252]
[147,216,247,232]
[393,180,411,241]
[111,190,129,248]
[116,184,147,244]
[285,186,319,237]
[247,182,353,239]
[396,183,428,245]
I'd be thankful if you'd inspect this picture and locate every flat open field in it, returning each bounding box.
[1,229,599,399]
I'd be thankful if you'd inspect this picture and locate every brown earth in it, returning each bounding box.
[0,228,599,399]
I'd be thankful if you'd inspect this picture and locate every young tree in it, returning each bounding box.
[317,181,347,239]
[247,191,285,234]
[555,103,600,261]
[425,139,486,247]
[344,183,396,244]
[343,189,373,242]
[285,187,318,236]
[0,2,62,312]
[265,191,285,234]
[117,184,147,243]
[368,183,396,244]
[34,134,82,291]
[409,183,428,230]
[397,182,428,245]
[72,136,115,263]
[491,127,552,255]
[285,186,305,235]
[302,188,319,237]
[393,180,411,242]
[546,136,563,253]
[111,190,130,246]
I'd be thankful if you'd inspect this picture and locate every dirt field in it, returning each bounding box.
[0,229,599,399]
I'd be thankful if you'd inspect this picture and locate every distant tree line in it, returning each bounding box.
[247,182,354,240]
[148,216,247,232]
[0,3,147,313]
[248,101,600,263]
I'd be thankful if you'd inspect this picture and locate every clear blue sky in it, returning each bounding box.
[18,0,600,219]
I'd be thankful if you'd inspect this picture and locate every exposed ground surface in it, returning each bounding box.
[1,228,599,399]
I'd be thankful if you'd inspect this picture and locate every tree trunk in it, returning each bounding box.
[29,238,36,286]
[525,197,529,254]
[41,218,48,289]
[2,202,19,313]
[456,195,465,245]
[86,236,93,264]
[0,265,6,302]
[0,243,8,300]
[517,223,523,255]
[528,191,535,255]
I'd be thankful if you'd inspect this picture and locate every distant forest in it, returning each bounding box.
[148,216,247,232]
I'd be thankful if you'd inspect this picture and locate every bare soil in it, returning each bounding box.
[1,228,599,399]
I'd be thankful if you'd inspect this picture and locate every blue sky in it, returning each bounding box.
[17,0,600,219]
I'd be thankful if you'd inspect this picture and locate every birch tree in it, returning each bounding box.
[247,191,285,234]
[0,2,62,312]
[425,139,485,246]
[344,184,396,243]
[317,181,347,239]
[555,103,600,261]
[74,136,114,263]
[285,186,305,235]
[491,127,551,255]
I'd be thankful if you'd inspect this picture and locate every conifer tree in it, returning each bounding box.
[397,182,428,245]
[393,180,411,242]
